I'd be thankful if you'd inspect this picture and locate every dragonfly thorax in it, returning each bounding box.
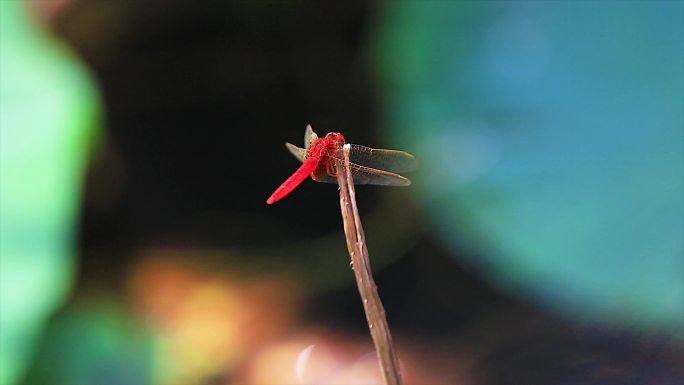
[306,134,345,160]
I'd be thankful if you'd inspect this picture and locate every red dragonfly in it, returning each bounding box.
[266,125,417,204]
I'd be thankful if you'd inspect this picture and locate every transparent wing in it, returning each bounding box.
[312,158,411,186]
[304,125,318,150]
[346,143,417,174]
[286,142,306,162]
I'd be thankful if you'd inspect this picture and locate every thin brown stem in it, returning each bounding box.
[336,144,402,385]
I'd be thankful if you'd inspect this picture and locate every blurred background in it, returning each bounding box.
[1,1,682,384]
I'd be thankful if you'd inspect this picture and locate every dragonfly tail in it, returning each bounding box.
[266,157,318,204]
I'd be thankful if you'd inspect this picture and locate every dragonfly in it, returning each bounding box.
[266,125,417,204]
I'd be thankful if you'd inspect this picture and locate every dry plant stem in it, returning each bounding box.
[336,144,402,385]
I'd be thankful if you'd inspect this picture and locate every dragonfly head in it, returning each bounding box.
[324,132,345,143]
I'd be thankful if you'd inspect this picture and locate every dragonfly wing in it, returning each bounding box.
[347,143,417,174]
[286,142,306,162]
[304,125,318,150]
[311,160,411,186]
[310,169,337,184]
[348,162,411,185]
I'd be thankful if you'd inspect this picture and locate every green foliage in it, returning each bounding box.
[0,2,100,384]
[375,1,684,334]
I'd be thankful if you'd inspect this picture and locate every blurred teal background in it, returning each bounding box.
[375,0,684,334]
[0,1,682,385]
[0,1,99,384]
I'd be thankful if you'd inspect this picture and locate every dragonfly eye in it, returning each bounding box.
[325,132,345,142]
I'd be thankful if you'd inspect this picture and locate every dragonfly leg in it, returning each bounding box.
[326,158,339,177]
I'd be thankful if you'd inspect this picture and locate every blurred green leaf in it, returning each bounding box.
[375,0,684,334]
[0,2,100,384]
